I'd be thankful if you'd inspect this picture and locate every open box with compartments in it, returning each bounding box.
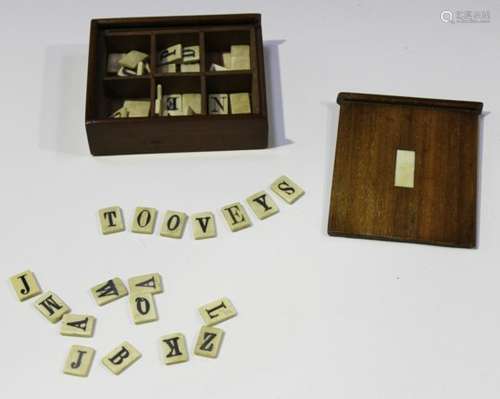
[85,14,268,155]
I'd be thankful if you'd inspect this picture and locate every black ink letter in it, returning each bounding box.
[195,217,211,233]
[200,332,217,352]
[71,350,87,369]
[205,301,227,319]
[252,193,272,211]
[17,274,31,295]
[39,295,62,316]
[136,210,151,228]
[109,347,129,365]
[163,337,182,358]
[96,280,118,297]
[67,317,89,331]
[224,205,245,225]
[103,211,117,227]
[135,297,150,315]
[166,214,180,231]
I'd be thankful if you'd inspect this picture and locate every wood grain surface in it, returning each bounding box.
[328,92,483,248]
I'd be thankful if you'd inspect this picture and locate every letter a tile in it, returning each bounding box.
[60,314,96,338]
[128,273,163,295]
[130,293,158,324]
[191,212,217,240]
[91,277,128,306]
[194,326,225,358]
[63,345,95,377]
[131,207,157,234]
[34,291,71,323]
[160,211,188,239]
[102,341,141,375]
[199,297,237,326]
[221,202,252,232]
[270,175,305,204]
[246,191,280,220]
[161,333,188,365]
[98,206,125,234]
[10,270,42,301]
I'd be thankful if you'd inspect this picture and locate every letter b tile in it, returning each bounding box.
[102,341,142,375]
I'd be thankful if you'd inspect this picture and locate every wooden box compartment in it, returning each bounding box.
[328,92,483,248]
[85,14,267,155]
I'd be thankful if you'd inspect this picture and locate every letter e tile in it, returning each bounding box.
[221,202,252,232]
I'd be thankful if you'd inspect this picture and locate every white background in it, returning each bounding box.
[1,0,499,398]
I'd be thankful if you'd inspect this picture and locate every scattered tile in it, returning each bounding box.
[208,94,229,115]
[130,292,158,324]
[246,191,280,220]
[131,207,158,234]
[128,273,163,295]
[182,45,200,63]
[194,326,224,358]
[98,206,125,235]
[34,291,71,323]
[221,202,252,232]
[160,211,188,239]
[9,270,42,301]
[394,149,416,188]
[160,333,188,365]
[61,314,96,338]
[191,212,217,240]
[182,93,202,115]
[102,341,141,375]
[199,297,237,326]
[91,278,128,306]
[119,50,149,69]
[230,93,251,114]
[63,345,95,377]
[136,61,144,76]
[270,175,305,204]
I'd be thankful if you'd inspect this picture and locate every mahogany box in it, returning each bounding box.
[85,14,268,155]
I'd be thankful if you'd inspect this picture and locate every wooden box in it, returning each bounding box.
[328,92,483,248]
[85,14,268,155]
